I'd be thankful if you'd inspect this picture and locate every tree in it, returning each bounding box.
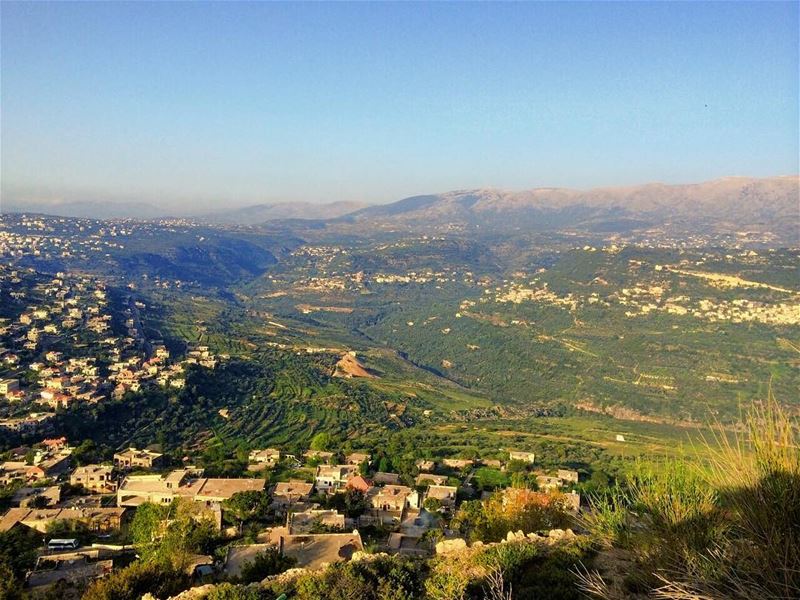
[343,489,369,518]
[451,500,488,541]
[506,459,529,475]
[206,583,267,600]
[310,432,332,452]
[0,562,21,600]
[238,547,296,583]
[588,469,610,491]
[421,527,444,551]
[223,491,270,525]
[71,439,100,466]
[46,518,89,544]
[29,494,51,509]
[130,499,218,569]
[130,502,168,560]
[82,559,189,600]
[423,497,443,512]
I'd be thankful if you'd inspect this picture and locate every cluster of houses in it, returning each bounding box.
[0,427,584,592]
[0,265,223,434]
[243,446,581,568]
[0,435,271,590]
[0,217,127,267]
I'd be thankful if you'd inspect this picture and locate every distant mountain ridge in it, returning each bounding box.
[337,175,799,240]
[3,176,797,239]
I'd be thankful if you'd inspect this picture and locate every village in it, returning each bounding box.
[0,263,223,436]
[0,430,583,592]
[480,245,800,327]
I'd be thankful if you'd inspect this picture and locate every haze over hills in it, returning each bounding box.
[200,200,367,224]
[0,198,366,223]
[0,199,168,220]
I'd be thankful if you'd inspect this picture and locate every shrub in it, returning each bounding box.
[238,547,296,583]
[82,560,190,600]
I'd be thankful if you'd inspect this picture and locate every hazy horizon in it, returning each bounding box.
[2,1,798,213]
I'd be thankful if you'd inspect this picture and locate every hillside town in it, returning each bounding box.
[0,264,222,436]
[0,430,582,593]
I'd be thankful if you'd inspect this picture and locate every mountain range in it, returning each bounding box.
[3,176,798,240]
[336,176,799,239]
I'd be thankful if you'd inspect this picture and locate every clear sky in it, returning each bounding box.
[1,1,798,212]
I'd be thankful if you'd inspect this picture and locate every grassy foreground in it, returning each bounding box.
[578,393,800,599]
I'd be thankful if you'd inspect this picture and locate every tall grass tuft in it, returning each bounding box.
[691,390,800,599]
[579,393,800,599]
[580,484,632,547]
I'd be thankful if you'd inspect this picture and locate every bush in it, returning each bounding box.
[292,555,424,600]
[237,547,296,583]
[82,560,190,600]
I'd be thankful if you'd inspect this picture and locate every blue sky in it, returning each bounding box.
[1,1,798,211]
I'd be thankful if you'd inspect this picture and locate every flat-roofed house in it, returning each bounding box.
[557,469,579,484]
[70,465,116,494]
[0,379,20,396]
[117,469,265,527]
[288,509,346,533]
[509,451,536,464]
[425,485,458,508]
[279,530,364,569]
[315,464,358,493]
[113,447,163,470]
[536,475,563,491]
[248,448,281,467]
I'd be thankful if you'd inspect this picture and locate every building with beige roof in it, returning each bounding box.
[248,448,281,467]
[315,464,358,493]
[117,469,265,511]
[279,530,363,569]
[415,473,449,486]
[113,447,163,470]
[369,485,420,512]
[345,452,370,465]
[70,465,116,494]
[557,469,579,484]
[0,507,126,533]
[509,451,536,464]
[288,509,346,533]
[272,480,314,514]
[425,485,458,508]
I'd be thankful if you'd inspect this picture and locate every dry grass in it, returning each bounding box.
[579,392,800,599]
